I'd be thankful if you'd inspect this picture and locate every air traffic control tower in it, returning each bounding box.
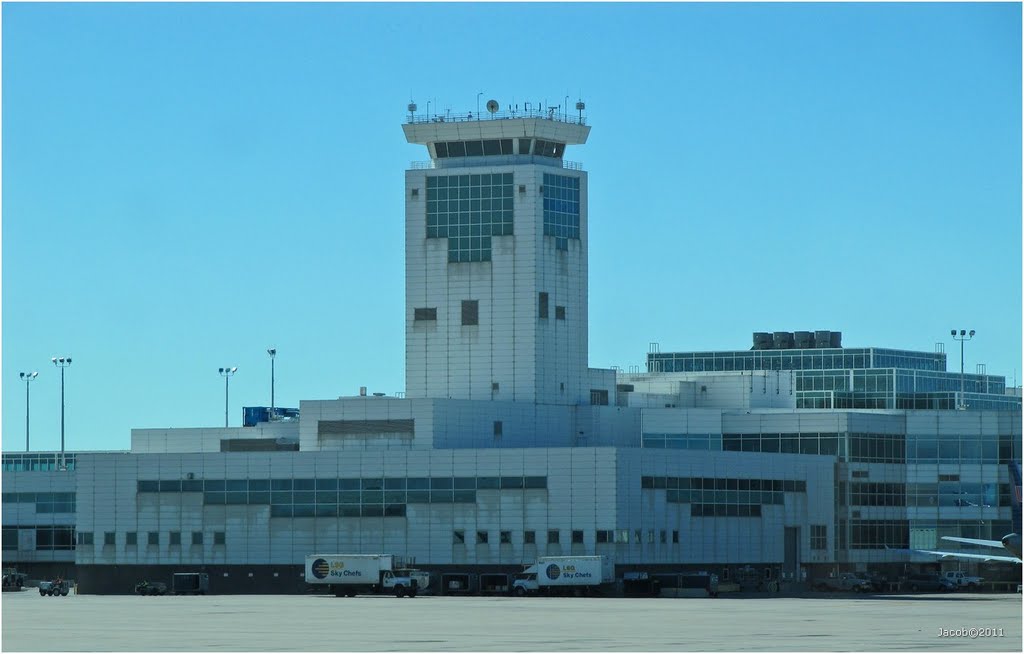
[403,101,591,406]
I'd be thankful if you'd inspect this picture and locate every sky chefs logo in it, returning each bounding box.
[545,564,561,580]
[311,558,330,580]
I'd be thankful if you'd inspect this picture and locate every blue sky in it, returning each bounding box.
[3,2,1021,452]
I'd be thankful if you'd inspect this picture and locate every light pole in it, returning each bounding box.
[51,356,72,469]
[951,329,975,410]
[477,92,482,119]
[19,371,39,452]
[219,367,237,427]
[267,348,276,419]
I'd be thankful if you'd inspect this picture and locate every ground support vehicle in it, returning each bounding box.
[305,554,421,597]
[2,569,26,591]
[512,556,614,596]
[904,574,957,592]
[676,572,720,597]
[943,571,983,590]
[812,573,872,592]
[134,581,168,596]
[38,580,70,596]
[172,573,209,595]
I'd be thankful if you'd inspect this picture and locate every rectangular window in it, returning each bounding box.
[453,530,465,544]
[524,530,536,545]
[596,530,609,544]
[2,528,18,550]
[126,531,137,546]
[169,531,181,546]
[500,531,512,544]
[476,530,488,544]
[147,531,159,546]
[214,531,226,545]
[811,524,827,548]
[77,532,93,546]
[647,530,654,544]
[461,300,479,326]
[104,532,116,546]
[660,530,667,544]
[590,389,609,406]
[493,421,503,438]
[539,292,549,319]
[555,305,566,320]
[192,531,203,545]
[547,529,560,544]
[414,308,437,321]
[572,530,584,544]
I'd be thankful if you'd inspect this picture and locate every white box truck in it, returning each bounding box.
[512,556,614,596]
[304,554,421,597]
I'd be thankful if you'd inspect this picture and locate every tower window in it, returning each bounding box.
[518,138,532,154]
[555,306,566,320]
[414,308,437,321]
[461,300,479,326]
[539,292,549,319]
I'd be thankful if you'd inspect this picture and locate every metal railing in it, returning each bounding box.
[410,159,583,171]
[407,109,586,126]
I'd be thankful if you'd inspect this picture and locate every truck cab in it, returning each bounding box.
[512,567,539,596]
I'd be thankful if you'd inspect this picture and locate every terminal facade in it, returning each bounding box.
[3,105,1021,593]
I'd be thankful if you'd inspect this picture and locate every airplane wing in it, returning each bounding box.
[942,536,1005,549]
[913,548,1021,564]
[887,546,1022,564]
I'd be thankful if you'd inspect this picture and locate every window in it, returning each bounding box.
[2,528,17,550]
[493,421,503,438]
[572,530,584,544]
[500,531,512,544]
[672,530,679,544]
[476,531,488,544]
[590,389,609,406]
[214,531,226,545]
[414,308,437,321]
[539,292,549,319]
[426,174,513,262]
[148,531,159,546]
[461,300,479,326]
[547,529,560,544]
[555,306,566,320]
[104,532,115,546]
[647,530,654,544]
[169,531,181,546]
[659,530,667,544]
[453,530,465,544]
[524,530,536,545]
[596,530,610,543]
[811,525,827,550]
[192,531,203,545]
[126,532,137,546]
[634,530,642,544]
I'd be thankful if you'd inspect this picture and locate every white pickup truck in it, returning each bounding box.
[942,571,983,590]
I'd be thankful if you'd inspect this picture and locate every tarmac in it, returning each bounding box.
[1,590,1021,651]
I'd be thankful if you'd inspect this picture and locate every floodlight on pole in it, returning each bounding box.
[267,348,276,419]
[219,366,237,427]
[951,329,975,410]
[51,356,72,469]
[19,371,39,452]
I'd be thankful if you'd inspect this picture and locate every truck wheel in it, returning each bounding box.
[394,584,406,598]
[61,589,69,596]
[409,588,417,598]
[39,589,46,596]
[514,586,527,597]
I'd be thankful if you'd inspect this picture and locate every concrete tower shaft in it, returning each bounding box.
[404,109,591,405]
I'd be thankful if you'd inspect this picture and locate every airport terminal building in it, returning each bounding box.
[3,107,1021,593]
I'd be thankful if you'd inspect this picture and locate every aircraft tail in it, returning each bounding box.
[1010,462,1021,536]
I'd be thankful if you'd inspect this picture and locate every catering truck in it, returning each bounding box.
[304,554,422,597]
[512,556,614,596]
